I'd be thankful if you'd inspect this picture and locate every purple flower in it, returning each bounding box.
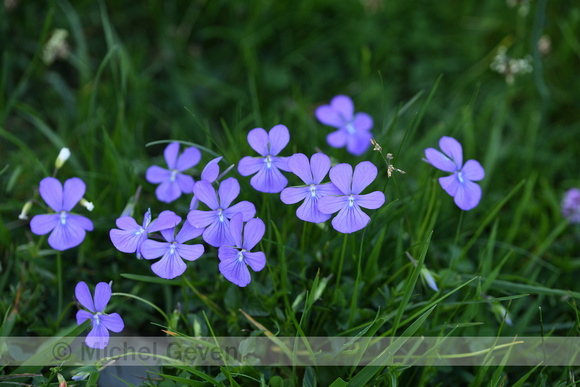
[280,153,342,223]
[146,142,201,203]
[238,125,291,193]
[30,177,93,250]
[187,177,256,247]
[75,281,124,349]
[109,209,182,258]
[425,136,485,211]
[140,221,204,279]
[190,156,223,210]
[318,161,385,233]
[315,95,373,156]
[562,188,580,224]
[218,213,266,287]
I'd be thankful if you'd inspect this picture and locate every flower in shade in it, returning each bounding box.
[140,220,205,279]
[425,136,485,211]
[75,281,124,349]
[146,142,201,203]
[190,156,223,210]
[315,95,373,156]
[30,177,93,250]
[218,213,266,287]
[109,209,182,259]
[187,177,256,247]
[238,124,291,193]
[280,153,342,223]
[561,188,580,224]
[318,161,385,233]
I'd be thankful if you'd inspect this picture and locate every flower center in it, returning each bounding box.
[348,195,355,207]
[93,314,101,326]
[135,227,145,236]
[309,184,316,197]
[265,155,272,168]
[170,169,178,182]
[218,209,224,222]
[345,122,356,135]
[457,171,464,183]
[59,211,67,225]
[238,250,244,263]
[170,243,176,254]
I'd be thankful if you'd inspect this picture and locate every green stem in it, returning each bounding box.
[334,234,348,294]
[450,210,465,269]
[57,251,62,317]
[112,292,169,323]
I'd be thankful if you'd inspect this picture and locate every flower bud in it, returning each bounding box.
[55,148,71,169]
[19,201,33,220]
[80,198,94,211]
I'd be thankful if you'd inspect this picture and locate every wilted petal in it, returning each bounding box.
[331,95,354,121]
[100,313,124,333]
[30,214,59,235]
[148,211,182,232]
[425,148,458,172]
[228,213,244,248]
[310,153,331,184]
[86,323,110,349]
[193,181,219,210]
[146,166,171,184]
[218,248,252,287]
[164,142,180,170]
[93,282,111,313]
[351,161,378,194]
[280,186,309,205]
[439,174,460,197]
[151,251,187,279]
[329,163,353,194]
[331,204,370,234]
[140,240,170,260]
[250,165,288,193]
[76,310,93,326]
[454,180,482,211]
[176,146,201,171]
[242,251,266,272]
[176,174,194,194]
[439,136,463,168]
[315,105,343,127]
[75,281,95,313]
[62,177,86,211]
[39,177,63,211]
[327,130,348,149]
[155,180,181,203]
[201,157,222,182]
[238,157,264,176]
[356,191,385,210]
[176,244,204,261]
[176,220,204,243]
[247,128,269,156]
[287,153,313,184]
[268,124,290,156]
[203,219,234,247]
[461,160,485,181]
[219,177,240,209]
[224,201,256,221]
[346,131,372,156]
[297,194,331,223]
[187,209,218,228]
[318,195,348,215]
[352,112,373,132]
[243,218,265,251]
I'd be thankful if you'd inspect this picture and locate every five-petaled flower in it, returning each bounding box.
[30,177,93,250]
[187,177,256,247]
[218,213,266,287]
[140,220,205,279]
[190,156,223,210]
[280,153,342,223]
[318,161,385,233]
[425,136,485,211]
[75,281,124,349]
[238,124,291,193]
[109,209,181,259]
[561,188,580,224]
[146,142,201,203]
[315,95,373,156]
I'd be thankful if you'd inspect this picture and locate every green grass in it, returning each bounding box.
[1,0,580,385]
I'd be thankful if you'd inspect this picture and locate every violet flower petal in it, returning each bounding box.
[218,248,252,287]
[454,180,482,211]
[176,147,201,171]
[439,174,460,197]
[329,163,353,194]
[148,211,182,232]
[218,177,240,209]
[75,281,96,313]
[351,161,378,194]
[352,112,373,131]
[327,130,348,149]
[250,164,288,193]
[100,313,124,333]
[242,251,266,272]
[176,244,204,261]
[227,213,244,248]
[145,166,171,184]
[331,95,354,121]
[140,240,170,260]
[30,214,59,235]
[287,153,313,184]
[238,156,264,176]
[193,181,219,210]
[187,209,218,229]
[297,194,332,223]
[425,148,458,173]
[310,153,331,184]
[346,131,372,156]
[155,180,181,203]
[356,191,385,210]
[176,174,194,194]
[62,177,85,212]
[223,201,256,221]
[176,220,204,243]
[315,105,343,127]
[331,204,370,234]
[201,157,222,182]
[439,136,463,168]
[247,128,269,156]
[93,282,111,313]
[268,124,290,156]
[280,186,310,205]
[203,218,234,247]
[86,323,110,349]
[164,142,180,170]
[76,309,93,326]
[318,195,349,215]
[461,160,485,181]
[242,218,265,251]
[39,177,63,211]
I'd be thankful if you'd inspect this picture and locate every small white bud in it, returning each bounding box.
[80,198,94,211]
[19,201,33,220]
[55,148,71,169]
